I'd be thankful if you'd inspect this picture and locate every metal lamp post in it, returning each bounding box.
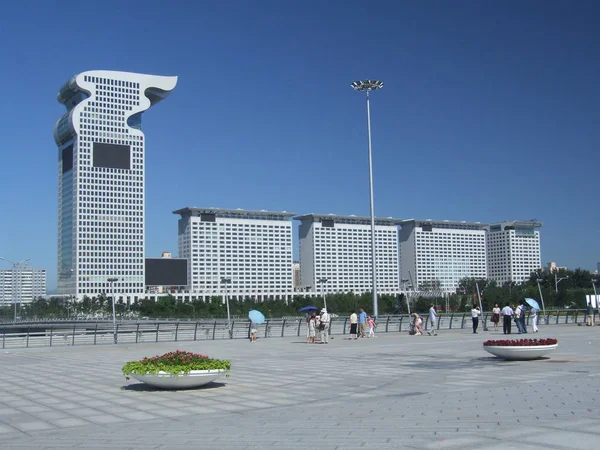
[221,277,232,338]
[107,277,118,344]
[555,273,569,293]
[317,277,328,311]
[592,279,598,324]
[0,257,31,323]
[536,278,547,324]
[475,281,488,331]
[351,79,383,318]
[401,279,411,315]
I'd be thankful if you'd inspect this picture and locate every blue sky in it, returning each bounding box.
[0,1,598,291]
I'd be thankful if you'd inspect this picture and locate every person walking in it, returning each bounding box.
[349,311,358,339]
[367,316,376,338]
[320,308,330,344]
[531,307,539,333]
[514,303,527,334]
[586,301,594,326]
[491,303,501,332]
[427,304,438,336]
[358,307,367,338]
[501,303,514,334]
[471,305,481,334]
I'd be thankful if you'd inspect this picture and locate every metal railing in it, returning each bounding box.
[0,310,592,349]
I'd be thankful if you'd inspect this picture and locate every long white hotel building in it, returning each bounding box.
[486,221,542,285]
[296,214,401,295]
[174,208,295,301]
[54,70,177,301]
[400,219,488,292]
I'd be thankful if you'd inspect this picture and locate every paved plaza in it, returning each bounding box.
[0,324,598,449]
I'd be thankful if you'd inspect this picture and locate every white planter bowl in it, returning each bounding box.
[130,369,227,389]
[483,344,558,361]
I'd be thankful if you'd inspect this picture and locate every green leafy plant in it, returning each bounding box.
[122,350,231,377]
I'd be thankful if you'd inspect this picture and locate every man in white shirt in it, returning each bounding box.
[349,311,358,339]
[320,308,330,344]
[427,304,438,336]
[514,303,527,334]
[501,303,514,334]
[471,305,481,334]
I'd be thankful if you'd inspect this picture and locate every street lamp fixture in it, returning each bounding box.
[0,256,31,323]
[317,277,328,311]
[555,273,569,293]
[107,277,118,344]
[221,277,232,338]
[536,278,547,324]
[351,79,383,318]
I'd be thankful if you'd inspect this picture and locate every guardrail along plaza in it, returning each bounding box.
[0,309,594,349]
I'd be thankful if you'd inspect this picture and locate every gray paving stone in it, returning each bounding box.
[0,326,597,448]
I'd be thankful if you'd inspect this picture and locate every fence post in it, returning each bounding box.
[555,311,560,324]
[212,321,217,340]
[72,324,76,346]
[461,314,466,329]
[264,320,269,339]
[115,324,119,344]
[2,331,4,349]
[231,321,235,339]
[385,316,390,332]
[49,325,54,347]
[26,329,30,348]
[399,316,403,332]
[449,314,454,329]
[155,323,160,342]
[175,323,179,342]
[281,319,286,337]
[343,318,348,335]
[194,322,198,341]
[575,310,579,324]
[297,319,302,337]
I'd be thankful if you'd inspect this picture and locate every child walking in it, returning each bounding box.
[367,316,376,338]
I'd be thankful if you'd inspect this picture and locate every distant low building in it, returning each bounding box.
[546,262,567,273]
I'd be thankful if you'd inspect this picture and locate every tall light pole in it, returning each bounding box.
[555,273,569,293]
[536,278,547,324]
[475,281,488,331]
[0,257,31,323]
[107,277,118,344]
[221,277,232,338]
[401,279,411,315]
[352,79,384,318]
[317,277,328,311]
[592,279,598,324]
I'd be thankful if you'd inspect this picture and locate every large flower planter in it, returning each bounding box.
[483,344,558,361]
[130,369,227,389]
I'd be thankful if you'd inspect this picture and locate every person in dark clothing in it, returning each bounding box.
[501,303,514,334]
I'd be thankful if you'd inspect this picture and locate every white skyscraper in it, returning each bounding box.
[174,208,295,301]
[296,214,401,296]
[486,221,542,285]
[54,70,177,301]
[0,267,46,305]
[400,219,488,292]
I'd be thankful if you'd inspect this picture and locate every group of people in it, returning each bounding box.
[305,307,377,343]
[410,304,439,336]
[305,308,332,344]
[348,307,376,339]
[489,300,538,334]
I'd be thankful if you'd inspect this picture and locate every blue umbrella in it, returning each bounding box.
[524,298,540,310]
[248,310,265,325]
[299,306,318,313]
